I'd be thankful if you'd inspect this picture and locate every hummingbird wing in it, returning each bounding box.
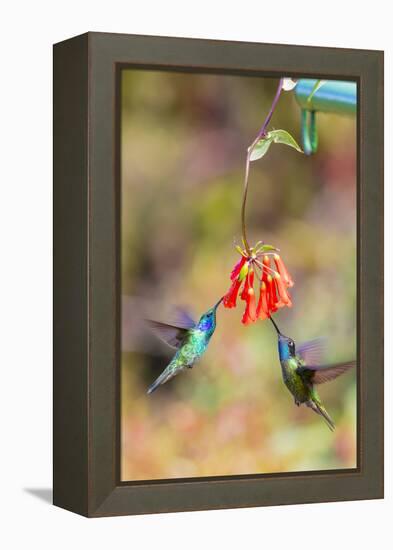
[297,338,326,366]
[147,320,191,349]
[296,360,355,384]
[171,307,197,329]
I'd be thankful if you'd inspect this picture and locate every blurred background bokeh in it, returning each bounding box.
[120,70,357,481]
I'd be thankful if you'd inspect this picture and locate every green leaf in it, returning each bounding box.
[260,244,277,252]
[250,130,302,161]
[267,129,303,153]
[252,240,264,250]
[238,262,249,281]
[254,242,276,254]
[307,79,327,102]
[249,137,273,161]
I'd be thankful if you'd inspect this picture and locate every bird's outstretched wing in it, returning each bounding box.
[297,338,326,366]
[171,307,197,329]
[297,361,355,384]
[147,320,191,349]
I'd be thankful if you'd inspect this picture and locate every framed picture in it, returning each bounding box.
[53,32,383,517]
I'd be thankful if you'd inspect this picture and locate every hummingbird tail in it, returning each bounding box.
[307,400,335,431]
[147,366,177,395]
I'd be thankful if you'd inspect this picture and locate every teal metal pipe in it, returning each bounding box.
[301,109,318,155]
[294,79,357,154]
[295,79,357,115]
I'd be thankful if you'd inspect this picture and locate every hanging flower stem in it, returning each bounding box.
[256,78,284,140]
[224,77,297,324]
[240,78,284,253]
[240,150,252,254]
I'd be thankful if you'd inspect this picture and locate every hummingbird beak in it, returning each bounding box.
[213,296,224,311]
[269,315,282,335]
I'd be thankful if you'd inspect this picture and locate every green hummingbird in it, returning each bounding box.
[146,298,223,394]
[270,316,355,431]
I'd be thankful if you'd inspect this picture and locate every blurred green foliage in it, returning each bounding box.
[121,70,357,481]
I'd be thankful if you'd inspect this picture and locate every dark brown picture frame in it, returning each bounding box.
[53,32,384,517]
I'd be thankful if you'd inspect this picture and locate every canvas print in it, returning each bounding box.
[120,70,357,482]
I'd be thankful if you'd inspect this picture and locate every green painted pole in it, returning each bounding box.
[294,79,357,154]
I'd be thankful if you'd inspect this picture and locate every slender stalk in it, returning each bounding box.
[240,78,284,253]
[256,77,284,139]
[240,151,252,253]
[254,258,278,277]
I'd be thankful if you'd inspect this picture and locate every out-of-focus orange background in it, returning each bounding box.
[121,70,356,481]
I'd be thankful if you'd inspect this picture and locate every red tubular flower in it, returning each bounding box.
[275,273,292,307]
[273,254,294,288]
[256,281,269,320]
[230,256,247,281]
[241,269,254,300]
[242,288,256,325]
[240,272,249,300]
[223,243,294,324]
[223,278,242,308]
[241,270,256,324]
[262,255,271,281]
[266,274,280,312]
[223,257,249,308]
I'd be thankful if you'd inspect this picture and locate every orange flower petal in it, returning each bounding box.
[266,274,279,313]
[240,272,250,301]
[230,256,247,281]
[274,254,294,288]
[275,273,292,305]
[241,269,254,301]
[223,278,242,308]
[242,288,256,324]
[262,255,271,283]
[256,282,269,320]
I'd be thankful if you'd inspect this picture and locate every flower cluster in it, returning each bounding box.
[223,244,294,325]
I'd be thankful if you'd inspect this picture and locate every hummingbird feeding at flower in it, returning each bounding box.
[146,298,223,394]
[269,316,355,430]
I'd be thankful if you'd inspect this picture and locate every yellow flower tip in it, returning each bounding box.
[274,253,280,260]
[275,273,281,280]
[248,288,254,296]
[267,274,272,283]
